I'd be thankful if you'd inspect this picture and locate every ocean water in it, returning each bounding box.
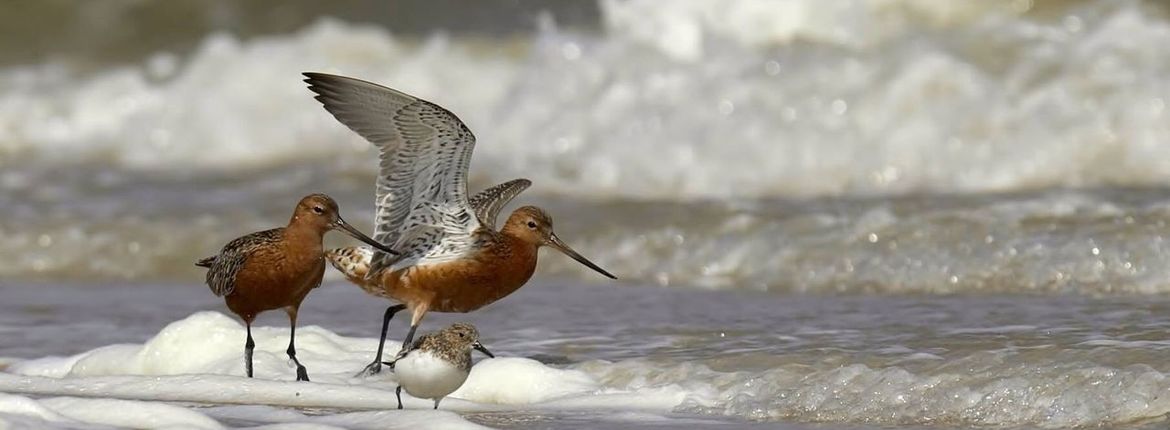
[4,0,1170,428]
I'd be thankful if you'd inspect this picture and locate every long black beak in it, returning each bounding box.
[333,216,399,255]
[547,233,616,279]
[472,341,494,358]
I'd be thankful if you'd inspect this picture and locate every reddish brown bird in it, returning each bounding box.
[304,73,616,376]
[196,193,397,381]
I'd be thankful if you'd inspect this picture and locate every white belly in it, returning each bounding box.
[394,351,470,400]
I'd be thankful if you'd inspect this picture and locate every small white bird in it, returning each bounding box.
[390,322,494,409]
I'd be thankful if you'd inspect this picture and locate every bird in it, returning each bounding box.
[195,193,397,381]
[389,322,494,410]
[325,178,531,373]
[303,72,617,377]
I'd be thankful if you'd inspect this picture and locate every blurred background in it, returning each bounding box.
[11,2,1170,428]
[3,0,1170,295]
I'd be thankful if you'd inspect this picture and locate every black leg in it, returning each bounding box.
[287,307,310,382]
[396,385,404,409]
[356,304,406,377]
[433,398,441,410]
[244,323,255,378]
[402,323,420,352]
[390,323,420,363]
[402,323,419,347]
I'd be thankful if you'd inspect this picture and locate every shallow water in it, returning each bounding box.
[4,281,1170,428]
[5,0,1170,428]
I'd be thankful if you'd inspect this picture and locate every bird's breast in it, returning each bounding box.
[395,350,470,399]
[379,242,538,312]
[228,240,324,313]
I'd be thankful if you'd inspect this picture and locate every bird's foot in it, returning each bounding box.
[354,360,382,377]
[295,365,310,382]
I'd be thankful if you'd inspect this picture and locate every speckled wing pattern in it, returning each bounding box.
[202,228,284,297]
[325,180,531,280]
[305,73,481,274]
[384,331,436,369]
[467,178,531,229]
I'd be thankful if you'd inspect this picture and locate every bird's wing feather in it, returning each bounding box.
[305,72,480,274]
[324,179,531,278]
[467,178,531,229]
[204,228,284,297]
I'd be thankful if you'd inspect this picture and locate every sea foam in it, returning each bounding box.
[0,311,684,428]
[4,308,1170,428]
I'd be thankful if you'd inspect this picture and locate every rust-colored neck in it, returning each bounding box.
[283,217,327,256]
[492,230,540,290]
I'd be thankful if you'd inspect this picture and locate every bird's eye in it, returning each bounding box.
[458,332,465,338]
[526,221,537,229]
[312,206,324,214]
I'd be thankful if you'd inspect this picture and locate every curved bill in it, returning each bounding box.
[333,216,399,255]
[547,233,617,279]
[472,341,495,358]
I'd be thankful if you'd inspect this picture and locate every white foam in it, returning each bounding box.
[454,357,599,404]
[39,397,225,430]
[577,357,1170,428]
[0,392,485,430]
[600,0,1026,61]
[10,311,382,380]
[0,19,516,173]
[206,405,488,430]
[0,393,70,423]
[6,309,1170,428]
[0,311,687,428]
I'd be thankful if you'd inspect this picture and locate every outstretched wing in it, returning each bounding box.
[202,228,284,297]
[305,72,481,274]
[468,178,531,229]
[325,178,532,278]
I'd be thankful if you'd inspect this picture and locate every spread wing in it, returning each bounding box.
[202,228,284,297]
[325,179,532,278]
[304,72,480,274]
[468,178,531,229]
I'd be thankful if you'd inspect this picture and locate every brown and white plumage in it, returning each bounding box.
[201,229,284,297]
[390,322,494,410]
[325,178,532,287]
[304,72,615,377]
[194,194,396,382]
[304,72,481,276]
[468,179,532,229]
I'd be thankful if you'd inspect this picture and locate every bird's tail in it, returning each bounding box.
[194,256,216,268]
[326,246,374,283]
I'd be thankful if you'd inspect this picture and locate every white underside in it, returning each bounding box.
[394,350,469,400]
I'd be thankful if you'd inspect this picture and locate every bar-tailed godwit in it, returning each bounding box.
[196,193,397,381]
[303,72,616,376]
[388,322,494,409]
